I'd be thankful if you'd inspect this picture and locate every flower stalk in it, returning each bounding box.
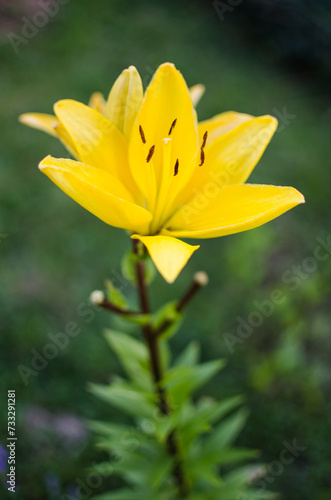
[132,239,190,497]
[91,240,210,496]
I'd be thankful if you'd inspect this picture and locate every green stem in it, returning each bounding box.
[132,239,190,498]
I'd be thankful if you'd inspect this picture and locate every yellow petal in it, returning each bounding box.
[54,99,138,196]
[202,115,278,184]
[39,156,152,234]
[198,111,253,144]
[163,184,305,239]
[131,234,199,283]
[19,113,59,137]
[129,63,198,211]
[106,66,143,139]
[189,84,205,107]
[177,115,278,208]
[88,92,107,115]
[54,123,78,158]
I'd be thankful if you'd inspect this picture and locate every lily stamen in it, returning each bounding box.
[139,125,146,144]
[199,147,205,167]
[201,130,208,149]
[168,118,177,135]
[174,159,179,176]
[146,145,155,162]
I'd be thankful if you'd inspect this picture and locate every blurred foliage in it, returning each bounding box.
[89,331,272,500]
[0,0,330,499]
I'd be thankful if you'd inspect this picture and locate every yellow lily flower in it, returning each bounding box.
[20,63,304,284]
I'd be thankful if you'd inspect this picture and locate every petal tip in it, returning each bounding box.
[18,113,28,124]
[259,114,278,131]
[157,62,176,75]
[131,234,199,283]
[294,188,305,205]
[54,99,78,113]
[38,155,52,171]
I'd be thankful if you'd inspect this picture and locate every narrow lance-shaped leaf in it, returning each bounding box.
[88,381,156,418]
[103,330,151,390]
[174,341,200,367]
[164,359,226,406]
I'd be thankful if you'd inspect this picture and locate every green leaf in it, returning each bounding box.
[144,253,156,284]
[152,301,182,340]
[160,338,171,371]
[124,313,151,326]
[87,422,151,461]
[204,408,249,450]
[105,279,128,309]
[149,452,173,488]
[188,462,223,487]
[153,301,178,328]
[174,341,200,367]
[121,248,155,285]
[87,420,131,437]
[170,397,245,456]
[190,446,258,469]
[194,395,245,425]
[164,359,226,406]
[104,330,152,390]
[88,381,156,418]
[176,402,211,450]
[222,464,267,487]
[121,250,138,283]
[107,441,174,490]
[153,411,180,442]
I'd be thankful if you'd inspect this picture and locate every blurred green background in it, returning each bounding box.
[0,0,330,498]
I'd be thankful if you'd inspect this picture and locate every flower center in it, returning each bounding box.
[138,121,208,234]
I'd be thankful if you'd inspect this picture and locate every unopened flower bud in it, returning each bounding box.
[90,290,105,305]
[194,271,209,287]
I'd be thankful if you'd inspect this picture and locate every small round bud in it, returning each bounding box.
[90,290,105,305]
[194,271,209,287]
